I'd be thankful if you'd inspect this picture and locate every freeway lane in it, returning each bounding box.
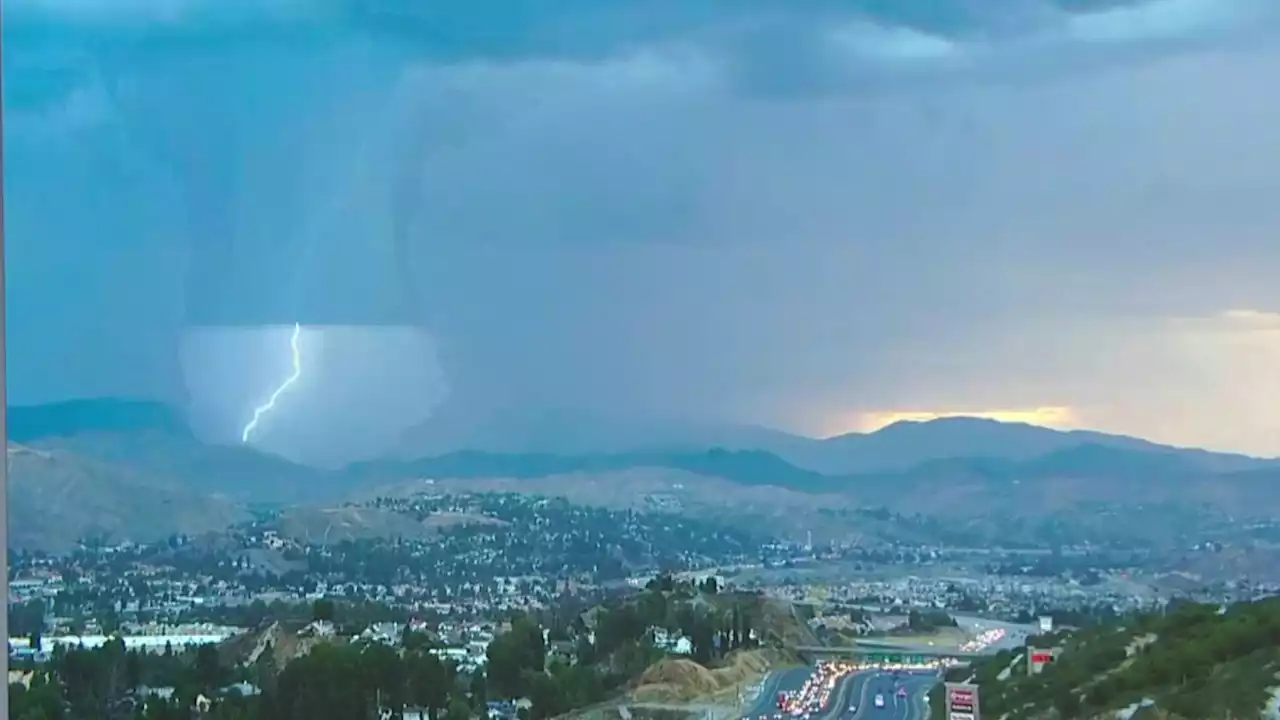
[817,669,871,720]
[847,671,939,720]
[743,666,814,718]
[742,666,940,720]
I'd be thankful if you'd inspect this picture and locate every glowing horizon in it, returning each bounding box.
[825,406,1079,437]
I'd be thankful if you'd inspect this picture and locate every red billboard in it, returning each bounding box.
[1031,652,1054,664]
[949,688,974,704]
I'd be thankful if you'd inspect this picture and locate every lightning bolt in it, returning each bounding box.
[241,322,303,443]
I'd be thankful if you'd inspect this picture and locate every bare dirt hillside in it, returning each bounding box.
[8,443,249,552]
[265,505,508,545]
[631,651,774,703]
[221,621,342,668]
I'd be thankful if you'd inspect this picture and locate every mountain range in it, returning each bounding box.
[7,398,1280,550]
[390,406,1275,474]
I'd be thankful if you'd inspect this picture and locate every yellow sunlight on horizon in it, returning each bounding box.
[825,406,1079,437]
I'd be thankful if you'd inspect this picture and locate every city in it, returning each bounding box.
[8,1,1280,719]
[11,487,1280,718]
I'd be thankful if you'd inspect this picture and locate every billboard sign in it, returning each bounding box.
[944,682,980,720]
[1027,647,1059,675]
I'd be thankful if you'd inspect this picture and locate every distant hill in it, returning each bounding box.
[392,407,815,460]
[7,443,249,552]
[10,398,341,505]
[261,505,508,545]
[346,447,836,493]
[847,444,1280,519]
[356,441,1280,525]
[9,398,1280,550]
[9,398,194,442]
[393,409,1277,475]
[804,417,1276,474]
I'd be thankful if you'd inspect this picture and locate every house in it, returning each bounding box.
[547,640,577,664]
[651,628,693,655]
[486,700,518,720]
[362,622,403,645]
[223,682,260,697]
[138,686,176,700]
[300,620,336,638]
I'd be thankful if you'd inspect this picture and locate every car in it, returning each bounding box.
[848,705,857,713]
[897,687,907,698]
[873,694,885,709]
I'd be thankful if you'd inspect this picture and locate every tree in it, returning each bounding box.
[195,644,224,691]
[468,671,488,711]
[550,663,604,708]
[1053,689,1080,718]
[526,672,565,720]
[126,650,142,690]
[446,697,473,720]
[9,600,46,639]
[312,598,337,624]
[407,651,451,718]
[9,676,62,720]
[361,643,408,712]
[404,628,434,653]
[656,574,675,593]
[596,606,645,655]
[486,617,545,699]
[272,644,378,720]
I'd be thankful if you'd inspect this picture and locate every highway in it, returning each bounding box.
[742,667,817,718]
[842,671,936,720]
[743,666,939,720]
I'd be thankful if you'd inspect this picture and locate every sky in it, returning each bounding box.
[6,0,1280,463]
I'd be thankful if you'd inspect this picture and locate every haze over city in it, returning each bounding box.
[6,0,1280,464]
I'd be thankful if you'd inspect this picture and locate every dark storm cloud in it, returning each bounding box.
[7,0,1280,462]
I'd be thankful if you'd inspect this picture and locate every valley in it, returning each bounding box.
[12,399,1280,720]
[10,399,1280,569]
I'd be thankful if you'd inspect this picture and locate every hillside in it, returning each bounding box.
[393,409,1279,475]
[932,597,1280,720]
[7,443,250,552]
[12,398,342,504]
[263,505,508,545]
[9,398,1280,550]
[393,407,814,460]
[811,417,1277,474]
[9,398,193,442]
[363,469,936,547]
[850,444,1280,518]
[353,443,1280,522]
[346,448,830,493]
[569,581,808,711]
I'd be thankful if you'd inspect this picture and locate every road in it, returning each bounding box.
[742,667,938,720]
[951,615,1037,652]
[742,667,815,718]
[842,671,937,720]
